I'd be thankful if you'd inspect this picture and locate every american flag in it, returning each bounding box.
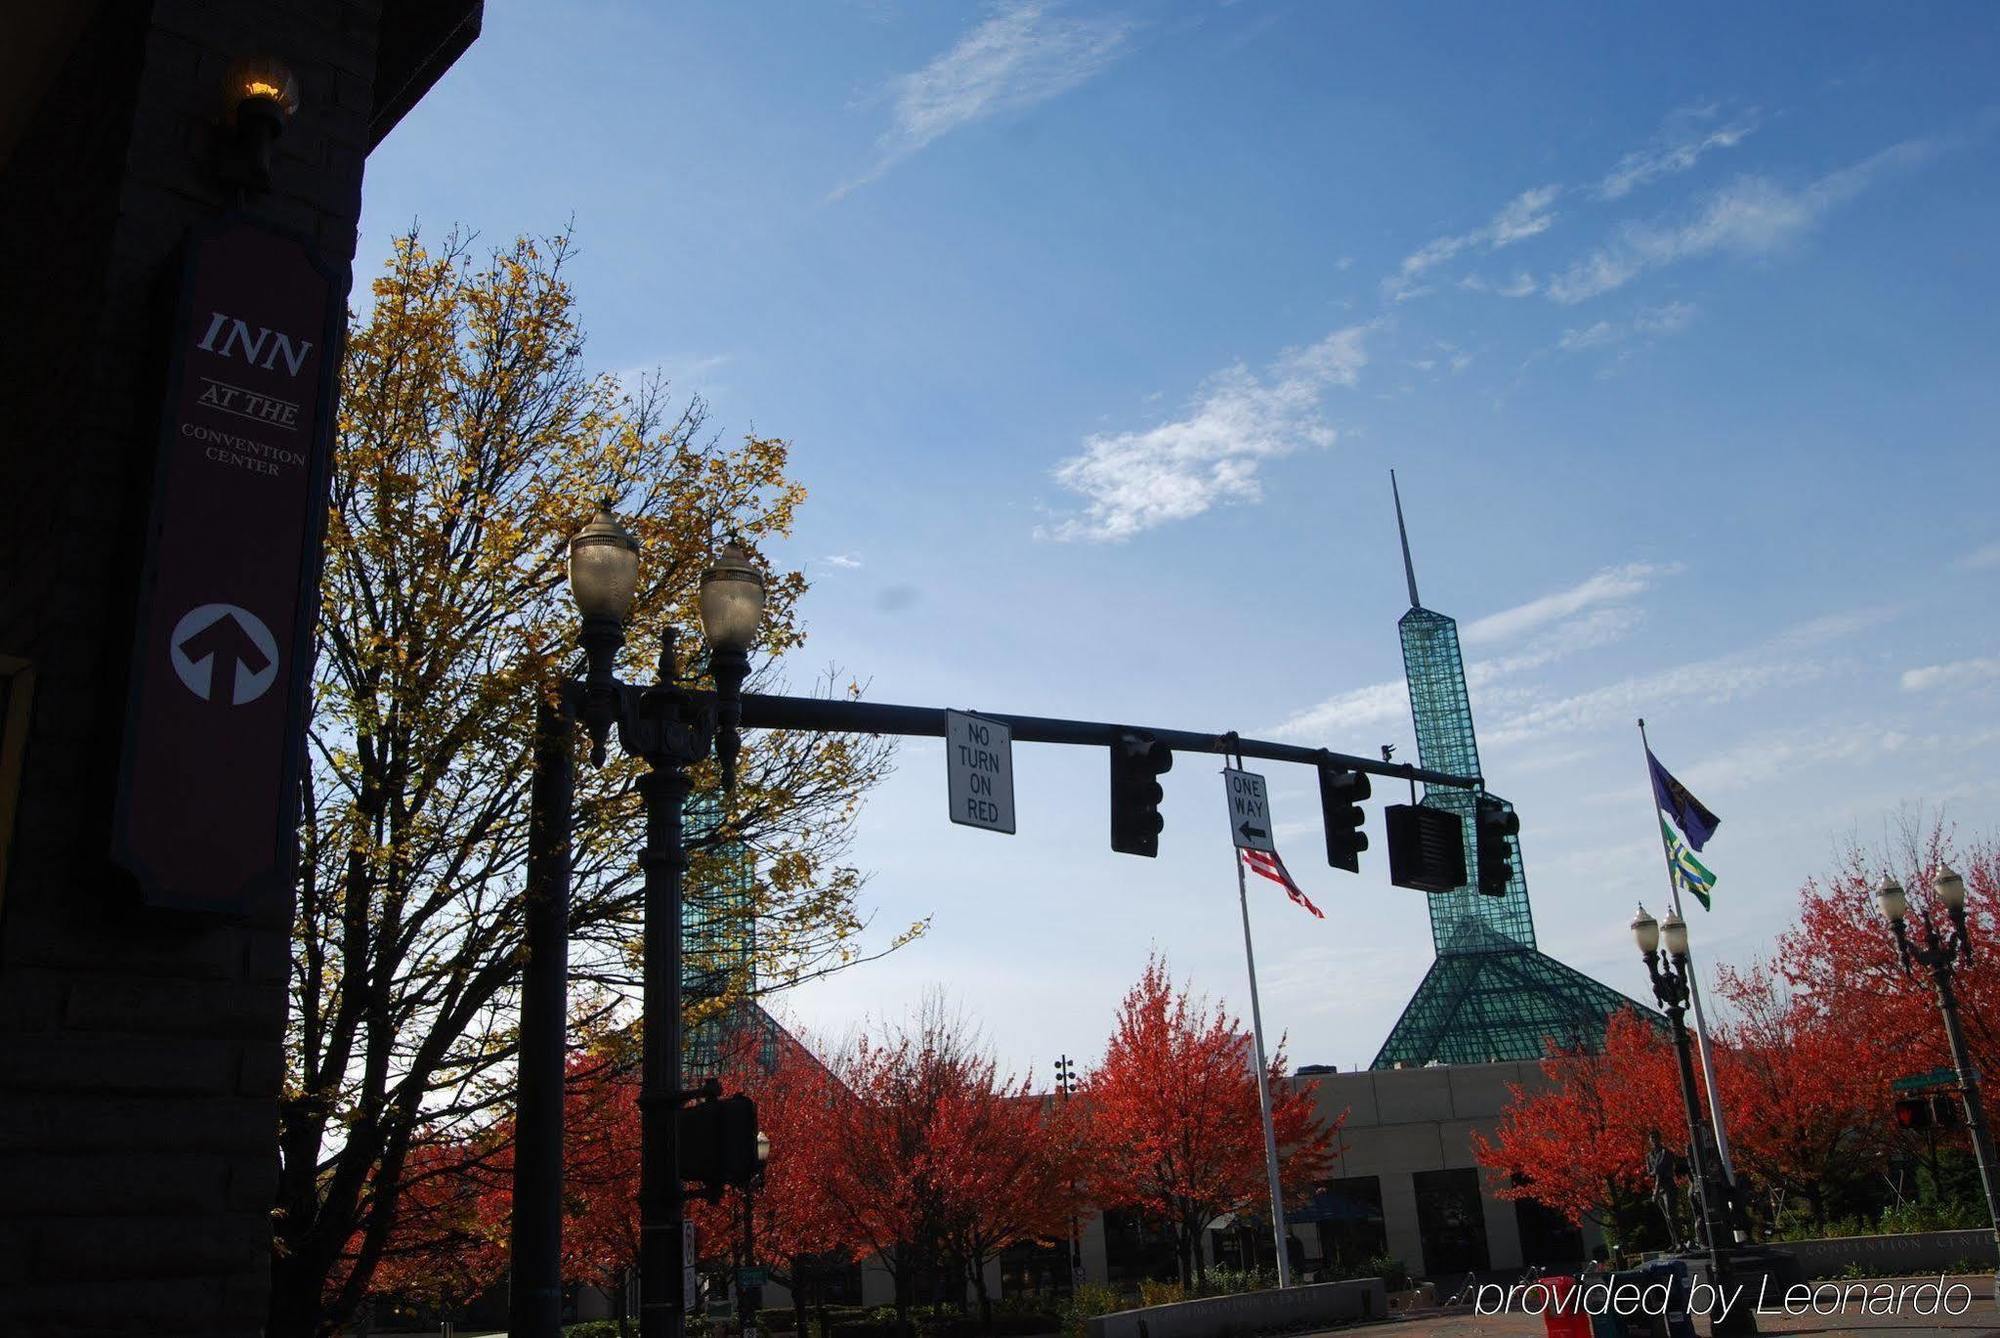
[1241,847,1323,919]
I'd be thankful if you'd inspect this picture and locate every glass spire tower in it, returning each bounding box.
[1371,474,1651,1069]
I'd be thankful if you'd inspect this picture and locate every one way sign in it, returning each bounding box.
[1223,768,1275,853]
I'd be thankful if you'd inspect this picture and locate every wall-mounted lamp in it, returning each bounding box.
[220,55,299,194]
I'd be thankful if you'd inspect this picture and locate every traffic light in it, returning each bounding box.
[1054,1054,1078,1097]
[1474,794,1519,898]
[1318,765,1371,872]
[1384,803,1466,893]
[678,1091,761,1199]
[1894,1096,1933,1131]
[1933,1094,1964,1130]
[1110,731,1172,857]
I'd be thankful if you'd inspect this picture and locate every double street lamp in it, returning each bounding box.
[743,1129,773,1338]
[1630,904,1755,1336]
[566,502,769,1338]
[1875,869,2000,1302]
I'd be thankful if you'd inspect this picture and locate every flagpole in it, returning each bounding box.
[1228,749,1293,1289]
[1638,719,1739,1194]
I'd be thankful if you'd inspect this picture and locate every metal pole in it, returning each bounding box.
[1638,720,1739,1191]
[1667,995,1722,1264]
[511,693,573,1337]
[639,755,692,1338]
[740,1186,757,1338]
[1232,819,1292,1289]
[1933,965,2000,1303]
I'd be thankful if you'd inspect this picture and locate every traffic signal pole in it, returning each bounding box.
[735,692,1482,794]
[512,678,1487,1337]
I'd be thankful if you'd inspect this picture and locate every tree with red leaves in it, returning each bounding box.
[1083,955,1335,1288]
[1473,1008,1679,1255]
[358,1132,509,1321]
[550,1021,855,1336]
[815,997,1077,1327]
[1746,823,2000,1221]
[1479,821,2000,1246]
[1708,960,1894,1232]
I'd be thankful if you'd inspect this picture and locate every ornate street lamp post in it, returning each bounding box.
[741,1130,773,1338]
[565,504,768,1338]
[1631,905,1756,1336]
[1876,870,2000,1303]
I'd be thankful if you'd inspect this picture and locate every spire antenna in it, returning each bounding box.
[1392,469,1420,609]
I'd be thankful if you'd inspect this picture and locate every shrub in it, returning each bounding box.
[1190,1266,1276,1298]
[1060,1283,1124,1338]
[1136,1279,1183,1307]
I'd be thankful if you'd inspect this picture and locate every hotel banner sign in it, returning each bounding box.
[112,217,346,914]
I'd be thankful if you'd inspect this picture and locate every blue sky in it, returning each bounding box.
[359,1,2000,1078]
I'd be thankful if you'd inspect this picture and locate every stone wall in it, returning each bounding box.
[0,4,472,1334]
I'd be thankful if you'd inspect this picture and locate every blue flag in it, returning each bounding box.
[1648,749,1719,851]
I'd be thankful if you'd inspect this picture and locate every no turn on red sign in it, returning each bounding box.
[945,710,1015,834]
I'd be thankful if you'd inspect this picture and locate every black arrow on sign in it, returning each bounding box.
[1237,821,1268,842]
[177,612,271,701]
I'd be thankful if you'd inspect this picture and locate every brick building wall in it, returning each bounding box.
[0,4,475,1334]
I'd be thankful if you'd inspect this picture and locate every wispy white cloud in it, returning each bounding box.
[1683,718,2000,794]
[822,553,865,570]
[1462,562,1681,646]
[1460,270,1539,299]
[1546,135,1946,303]
[1901,658,2000,692]
[1386,186,1561,301]
[833,2,1131,199]
[1482,607,1893,746]
[614,354,730,394]
[1268,679,1409,741]
[1270,562,1672,743]
[1595,103,1761,201]
[1557,301,1698,352]
[1958,541,2000,572]
[1041,326,1369,542]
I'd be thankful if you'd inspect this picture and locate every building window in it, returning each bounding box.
[1514,1196,1584,1271]
[1413,1168,1490,1277]
[1304,1176,1387,1272]
[999,1237,1072,1300]
[1102,1206,1179,1288]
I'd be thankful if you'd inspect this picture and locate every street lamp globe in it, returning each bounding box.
[1876,875,1909,924]
[756,1130,772,1166]
[1937,867,1968,914]
[568,500,641,623]
[1660,908,1689,959]
[699,536,766,653]
[1631,904,1661,956]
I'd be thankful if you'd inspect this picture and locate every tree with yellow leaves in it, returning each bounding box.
[270,228,918,1336]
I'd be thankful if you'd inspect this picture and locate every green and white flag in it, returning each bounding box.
[1661,817,1717,911]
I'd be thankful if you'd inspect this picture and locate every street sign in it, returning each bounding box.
[1893,1067,1959,1093]
[1223,768,1275,853]
[111,217,345,914]
[683,1219,699,1313]
[946,710,1015,834]
[737,1266,769,1288]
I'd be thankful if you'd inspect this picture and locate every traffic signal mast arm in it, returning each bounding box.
[735,691,1484,794]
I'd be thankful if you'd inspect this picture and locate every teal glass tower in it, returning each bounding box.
[682,791,776,1078]
[1371,474,1650,1069]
